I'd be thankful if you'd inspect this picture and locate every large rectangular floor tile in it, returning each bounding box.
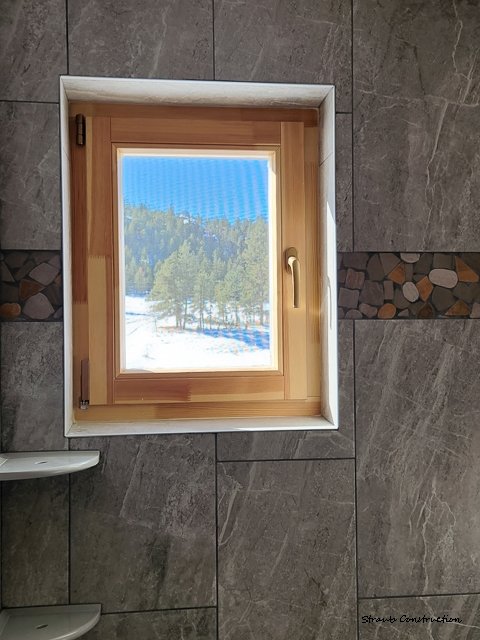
[0,103,61,249]
[336,114,353,252]
[214,0,352,112]
[70,435,216,612]
[0,0,66,101]
[217,320,354,461]
[218,459,356,639]
[353,0,480,251]
[83,608,216,639]
[356,321,480,597]
[354,0,480,105]
[359,594,480,639]
[68,0,213,80]
[2,478,69,607]
[354,93,480,251]
[1,323,66,451]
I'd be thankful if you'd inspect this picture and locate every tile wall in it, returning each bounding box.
[0,0,479,638]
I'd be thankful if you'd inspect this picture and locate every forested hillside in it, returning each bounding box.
[124,206,270,330]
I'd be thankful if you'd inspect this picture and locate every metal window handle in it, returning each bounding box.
[285,247,300,308]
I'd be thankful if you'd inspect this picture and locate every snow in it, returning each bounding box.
[124,296,272,371]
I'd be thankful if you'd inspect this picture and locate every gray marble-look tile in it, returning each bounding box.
[1,323,66,451]
[0,0,66,101]
[354,91,480,251]
[68,0,213,80]
[336,114,353,251]
[218,459,356,639]
[83,609,216,640]
[359,594,480,639]
[356,320,480,598]
[0,102,61,249]
[353,0,480,251]
[1,477,69,607]
[70,435,216,612]
[214,0,352,113]
[354,0,480,105]
[217,320,354,461]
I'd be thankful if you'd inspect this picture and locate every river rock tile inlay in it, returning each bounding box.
[338,253,480,319]
[0,251,62,321]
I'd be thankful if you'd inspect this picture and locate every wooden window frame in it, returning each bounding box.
[69,103,323,423]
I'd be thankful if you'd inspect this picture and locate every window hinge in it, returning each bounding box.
[80,358,90,410]
[76,114,86,146]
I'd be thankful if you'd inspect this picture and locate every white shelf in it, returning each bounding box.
[0,605,101,640]
[0,452,100,481]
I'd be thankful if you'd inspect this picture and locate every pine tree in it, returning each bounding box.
[241,217,269,325]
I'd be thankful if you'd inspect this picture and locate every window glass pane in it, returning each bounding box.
[118,149,278,372]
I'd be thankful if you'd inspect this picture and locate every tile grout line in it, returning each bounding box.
[217,456,356,464]
[65,0,70,74]
[3,604,218,614]
[215,434,220,640]
[353,320,360,640]
[67,428,72,605]
[1,483,3,608]
[0,99,59,105]
[359,591,480,602]
[350,0,355,253]
[212,0,216,81]
[68,474,72,605]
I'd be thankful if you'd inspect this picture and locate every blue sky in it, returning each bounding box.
[121,155,269,222]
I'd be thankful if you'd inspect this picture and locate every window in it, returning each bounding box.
[69,101,323,423]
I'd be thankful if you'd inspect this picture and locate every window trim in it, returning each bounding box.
[60,77,339,436]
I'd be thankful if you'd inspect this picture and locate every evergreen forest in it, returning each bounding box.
[124,206,270,331]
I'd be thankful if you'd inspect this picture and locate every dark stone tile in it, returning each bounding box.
[359,280,383,306]
[0,284,19,304]
[359,595,480,639]
[356,321,480,597]
[2,478,69,607]
[218,459,356,639]
[70,435,216,612]
[1,323,66,451]
[214,0,352,112]
[336,114,353,251]
[0,103,61,249]
[354,0,480,105]
[68,0,213,80]
[217,320,354,460]
[0,0,66,101]
[353,0,480,251]
[339,287,359,309]
[343,253,369,270]
[366,255,383,281]
[4,252,27,269]
[83,609,216,640]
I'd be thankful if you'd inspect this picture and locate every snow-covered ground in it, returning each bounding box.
[124,296,272,371]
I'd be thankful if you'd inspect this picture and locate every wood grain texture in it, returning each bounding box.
[114,375,284,403]
[304,125,322,400]
[70,118,88,304]
[111,117,281,145]
[69,102,318,125]
[87,117,113,258]
[281,122,307,400]
[87,257,109,405]
[74,398,322,422]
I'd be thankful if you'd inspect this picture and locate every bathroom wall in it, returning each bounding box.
[1,1,480,638]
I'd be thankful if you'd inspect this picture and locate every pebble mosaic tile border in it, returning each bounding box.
[0,251,62,321]
[2,250,479,322]
[338,252,480,319]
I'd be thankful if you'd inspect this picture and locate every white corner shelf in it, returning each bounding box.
[0,451,100,481]
[0,604,101,640]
